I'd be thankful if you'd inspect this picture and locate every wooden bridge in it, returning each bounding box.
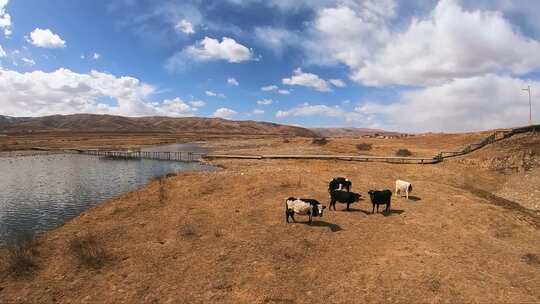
[47,123,539,165]
[71,149,206,162]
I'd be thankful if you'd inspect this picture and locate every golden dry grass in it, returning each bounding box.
[0,132,539,303]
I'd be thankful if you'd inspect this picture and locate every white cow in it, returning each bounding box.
[395,180,413,199]
[285,197,325,224]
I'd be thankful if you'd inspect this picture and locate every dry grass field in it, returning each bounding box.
[1,132,539,303]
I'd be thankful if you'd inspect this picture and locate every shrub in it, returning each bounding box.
[69,233,108,269]
[312,138,328,145]
[3,235,39,277]
[396,148,412,157]
[356,143,373,151]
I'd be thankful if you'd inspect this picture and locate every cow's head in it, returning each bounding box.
[311,203,326,217]
[367,190,376,200]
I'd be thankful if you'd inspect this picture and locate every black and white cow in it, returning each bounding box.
[285,197,326,224]
[367,190,392,214]
[328,177,352,193]
[329,190,361,211]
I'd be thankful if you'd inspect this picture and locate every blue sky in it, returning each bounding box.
[0,0,539,132]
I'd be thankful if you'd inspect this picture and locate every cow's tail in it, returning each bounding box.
[408,184,413,193]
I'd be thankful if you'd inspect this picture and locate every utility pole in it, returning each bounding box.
[523,85,532,125]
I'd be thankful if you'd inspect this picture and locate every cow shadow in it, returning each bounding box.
[342,208,371,215]
[407,196,422,202]
[382,209,405,217]
[303,220,343,232]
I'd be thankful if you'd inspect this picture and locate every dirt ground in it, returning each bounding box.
[0,133,539,303]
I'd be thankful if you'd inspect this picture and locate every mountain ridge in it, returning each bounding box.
[0,114,317,137]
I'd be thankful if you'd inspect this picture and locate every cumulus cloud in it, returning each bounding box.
[0,44,5,57]
[357,74,540,132]
[329,79,346,87]
[189,100,206,107]
[205,90,225,98]
[175,19,195,34]
[276,103,362,122]
[283,68,332,92]
[92,53,101,60]
[185,37,253,63]
[227,77,239,86]
[21,57,35,66]
[0,68,197,117]
[27,28,66,49]
[261,85,278,91]
[256,99,273,105]
[354,0,540,86]
[253,109,265,114]
[277,89,290,95]
[0,0,11,36]
[213,107,237,119]
[253,27,298,55]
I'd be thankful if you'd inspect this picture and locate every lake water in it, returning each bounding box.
[0,149,214,245]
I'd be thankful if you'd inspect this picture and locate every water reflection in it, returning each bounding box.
[0,153,214,244]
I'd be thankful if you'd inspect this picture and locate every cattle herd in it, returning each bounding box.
[285,177,413,224]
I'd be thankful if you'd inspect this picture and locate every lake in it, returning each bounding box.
[0,148,214,245]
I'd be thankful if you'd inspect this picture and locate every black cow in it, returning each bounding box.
[285,197,326,224]
[367,190,392,214]
[329,190,361,211]
[328,177,352,193]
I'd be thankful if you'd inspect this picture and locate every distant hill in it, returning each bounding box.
[311,127,404,138]
[0,114,317,137]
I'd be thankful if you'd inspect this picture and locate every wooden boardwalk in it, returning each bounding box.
[203,154,441,164]
[73,149,206,162]
[34,123,539,165]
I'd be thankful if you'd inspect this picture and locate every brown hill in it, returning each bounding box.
[311,127,404,138]
[0,114,316,137]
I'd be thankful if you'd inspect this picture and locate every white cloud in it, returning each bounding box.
[261,85,278,91]
[205,90,225,98]
[277,89,290,95]
[253,27,298,55]
[28,28,66,49]
[0,0,12,37]
[0,67,197,117]
[185,37,253,63]
[305,2,393,68]
[213,107,237,119]
[175,19,195,34]
[329,79,346,87]
[357,74,540,132]
[227,77,239,86]
[21,57,35,66]
[282,68,332,92]
[189,100,206,107]
[253,109,265,114]
[0,44,5,57]
[276,103,363,122]
[354,0,540,86]
[92,53,101,60]
[257,99,273,105]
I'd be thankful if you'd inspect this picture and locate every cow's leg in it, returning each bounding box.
[372,203,375,214]
[346,202,350,211]
[291,213,296,223]
[308,213,312,225]
[406,190,409,200]
[376,204,380,213]
[286,209,290,223]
